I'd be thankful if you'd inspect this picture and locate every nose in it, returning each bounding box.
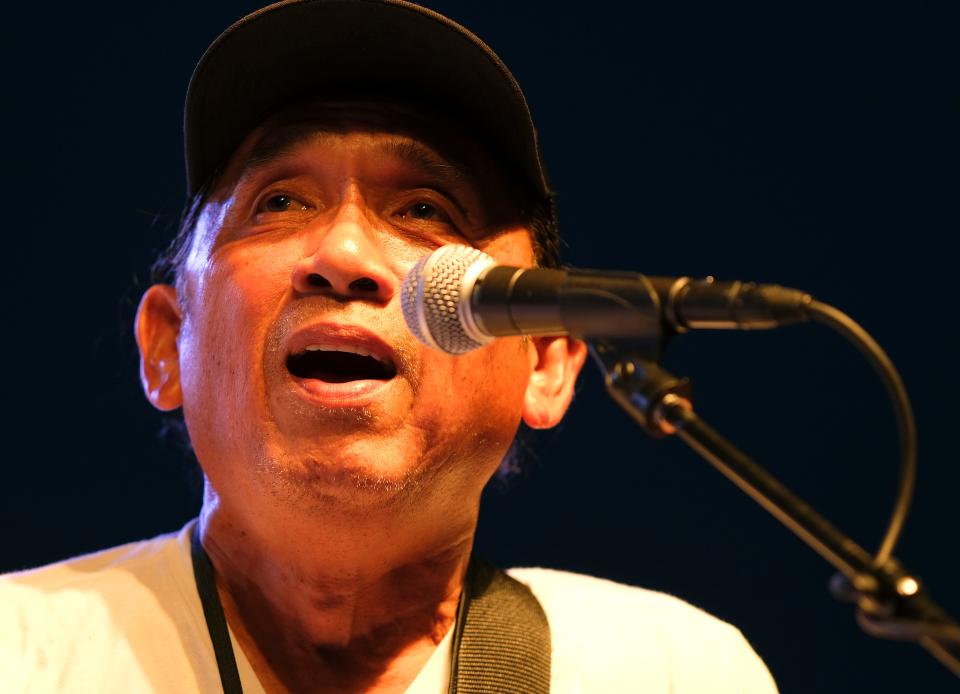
[291,199,395,303]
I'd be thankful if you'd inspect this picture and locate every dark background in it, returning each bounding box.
[3,1,958,691]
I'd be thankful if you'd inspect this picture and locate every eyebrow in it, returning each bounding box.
[383,139,469,187]
[244,124,327,172]
[241,125,473,192]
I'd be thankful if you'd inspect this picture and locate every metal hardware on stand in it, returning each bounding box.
[590,340,960,677]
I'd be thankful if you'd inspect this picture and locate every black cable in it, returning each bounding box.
[600,302,960,674]
[806,301,917,566]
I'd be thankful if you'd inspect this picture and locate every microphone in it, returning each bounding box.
[401,244,813,354]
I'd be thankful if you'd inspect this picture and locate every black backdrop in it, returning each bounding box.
[3,2,958,691]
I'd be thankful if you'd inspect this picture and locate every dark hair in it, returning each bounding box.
[151,177,216,288]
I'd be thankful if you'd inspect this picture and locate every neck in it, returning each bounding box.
[198,483,479,693]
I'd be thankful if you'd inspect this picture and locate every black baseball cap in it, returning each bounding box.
[184,0,551,199]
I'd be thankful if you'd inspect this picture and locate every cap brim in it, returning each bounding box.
[184,0,549,198]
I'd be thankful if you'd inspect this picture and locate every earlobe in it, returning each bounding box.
[135,284,184,411]
[521,336,588,430]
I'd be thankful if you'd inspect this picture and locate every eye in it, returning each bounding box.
[258,193,309,213]
[408,202,440,220]
[398,200,453,224]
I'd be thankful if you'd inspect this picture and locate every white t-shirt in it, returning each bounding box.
[0,522,777,693]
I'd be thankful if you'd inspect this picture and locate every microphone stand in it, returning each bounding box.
[590,341,960,677]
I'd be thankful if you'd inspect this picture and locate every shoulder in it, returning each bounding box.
[507,567,778,693]
[0,522,195,608]
[0,522,214,692]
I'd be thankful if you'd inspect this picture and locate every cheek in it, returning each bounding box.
[179,245,292,441]
[477,228,536,267]
[416,339,531,458]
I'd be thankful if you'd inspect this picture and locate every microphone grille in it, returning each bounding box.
[401,245,495,354]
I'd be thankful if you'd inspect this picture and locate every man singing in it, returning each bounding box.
[1,1,776,691]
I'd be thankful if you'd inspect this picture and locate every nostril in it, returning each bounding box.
[301,272,384,295]
[349,277,379,292]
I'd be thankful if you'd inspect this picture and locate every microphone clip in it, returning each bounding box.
[590,340,693,438]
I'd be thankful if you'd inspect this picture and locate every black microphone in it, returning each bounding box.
[401,245,813,354]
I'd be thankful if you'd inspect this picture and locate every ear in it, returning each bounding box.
[135,284,183,411]
[521,336,588,429]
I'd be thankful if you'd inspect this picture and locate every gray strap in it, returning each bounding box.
[450,557,552,693]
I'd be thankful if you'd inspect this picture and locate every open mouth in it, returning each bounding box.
[286,345,397,384]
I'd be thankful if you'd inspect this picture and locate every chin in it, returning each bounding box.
[251,442,435,512]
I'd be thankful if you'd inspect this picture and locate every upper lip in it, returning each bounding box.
[284,322,397,371]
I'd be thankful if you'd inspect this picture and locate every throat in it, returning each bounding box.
[197,494,477,692]
[217,570,460,693]
[203,535,468,693]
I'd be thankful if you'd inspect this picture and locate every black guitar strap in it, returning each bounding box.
[190,524,551,693]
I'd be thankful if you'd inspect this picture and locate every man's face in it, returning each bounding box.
[163,104,544,512]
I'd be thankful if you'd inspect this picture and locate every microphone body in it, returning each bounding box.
[401,245,812,354]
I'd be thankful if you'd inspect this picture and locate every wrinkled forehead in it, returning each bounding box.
[213,99,512,206]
